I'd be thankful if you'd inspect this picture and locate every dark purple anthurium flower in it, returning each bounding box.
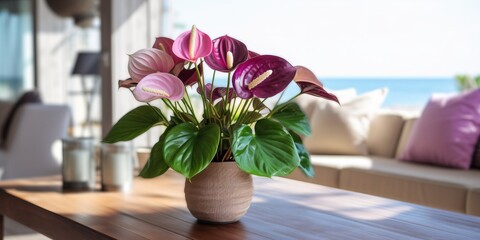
[293,66,339,104]
[152,37,184,65]
[173,64,203,87]
[205,35,248,72]
[247,50,260,59]
[232,55,296,99]
[197,83,235,102]
[118,78,137,88]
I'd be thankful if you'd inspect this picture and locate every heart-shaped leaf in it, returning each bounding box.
[163,123,220,178]
[232,119,299,177]
[103,105,165,143]
[139,127,173,178]
[290,131,314,177]
[139,132,170,178]
[271,102,311,136]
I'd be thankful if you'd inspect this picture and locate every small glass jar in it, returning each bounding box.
[101,142,134,191]
[62,137,95,191]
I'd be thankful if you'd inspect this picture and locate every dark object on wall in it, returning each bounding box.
[72,52,100,75]
[45,0,96,17]
[45,0,97,28]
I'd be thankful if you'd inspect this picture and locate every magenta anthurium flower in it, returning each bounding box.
[128,48,174,82]
[197,83,236,102]
[293,66,339,104]
[232,55,296,99]
[172,25,212,62]
[152,37,184,65]
[205,35,248,72]
[133,73,185,102]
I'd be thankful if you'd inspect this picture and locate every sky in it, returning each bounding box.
[165,0,480,78]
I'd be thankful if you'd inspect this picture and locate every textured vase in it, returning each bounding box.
[184,161,253,224]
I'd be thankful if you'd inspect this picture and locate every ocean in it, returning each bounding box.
[206,77,459,110]
[320,78,458,109]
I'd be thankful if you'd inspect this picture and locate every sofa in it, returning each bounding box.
[286,89,480,217]
[0,93,71,180]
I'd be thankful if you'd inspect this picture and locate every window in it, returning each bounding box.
[0,0,34,100]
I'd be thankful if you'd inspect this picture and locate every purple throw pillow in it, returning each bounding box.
[400,89,480,169]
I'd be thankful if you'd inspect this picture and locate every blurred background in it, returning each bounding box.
[0,0,479,147]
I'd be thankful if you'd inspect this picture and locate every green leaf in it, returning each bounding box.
[178,112,197,123]
[139,134,169,178]
[271,102,311,136]
[242,111,262,124]
[232,119,299,177]
[163,123,220,179]
[290,131,315,177]
[103,105,165,143]
[252,98,268,112]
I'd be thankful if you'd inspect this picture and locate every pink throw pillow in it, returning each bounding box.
[400,89,480,169]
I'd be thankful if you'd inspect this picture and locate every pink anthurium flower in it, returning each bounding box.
[133,73,185,102]
[205,35,248,72]
[197,83,236,102]
[232,55,296,99]
[128,48,174,82]
[293,66,339,104]
[172,25,213,62]
[152,37,183,65]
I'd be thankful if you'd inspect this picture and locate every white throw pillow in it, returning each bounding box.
[304,88,388,155]
[296,88,357,120]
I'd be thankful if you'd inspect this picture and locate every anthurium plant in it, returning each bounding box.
[103,25,338,179]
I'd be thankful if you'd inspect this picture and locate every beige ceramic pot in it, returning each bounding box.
[184,161,253,224]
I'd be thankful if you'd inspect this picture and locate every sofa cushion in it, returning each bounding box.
[399,89,480,169]
[467,188,480,217]
[284,166,339,188]
[367,113,405,158]
[304,88,388,155]
[327,156,480,213]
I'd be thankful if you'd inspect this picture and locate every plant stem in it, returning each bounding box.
[195,61,210,119]
[267,93,301,118]
[274,90,287,108]
[183,89,198,120]
[237,98,252,125]
[210,70,216,101]
[146,102,168,124]
[224,71,231,110]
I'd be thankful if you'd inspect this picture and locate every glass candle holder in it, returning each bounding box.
[101,142,134,191]
[62,137,95,191]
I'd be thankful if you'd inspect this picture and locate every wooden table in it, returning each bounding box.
[0,171,479,240]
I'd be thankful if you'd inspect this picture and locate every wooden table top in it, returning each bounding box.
[0,171,479,240]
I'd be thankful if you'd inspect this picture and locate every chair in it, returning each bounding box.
[0,101,71,179]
